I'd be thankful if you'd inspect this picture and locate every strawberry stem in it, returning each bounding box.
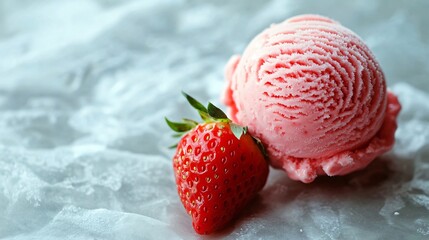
[166,92,262,146]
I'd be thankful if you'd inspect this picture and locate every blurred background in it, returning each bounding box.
[1,0,429,239]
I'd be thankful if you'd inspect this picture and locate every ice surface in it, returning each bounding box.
[1,0,429,239]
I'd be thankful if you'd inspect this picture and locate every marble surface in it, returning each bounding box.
[1,0,429,239]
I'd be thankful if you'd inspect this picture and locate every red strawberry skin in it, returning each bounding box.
[172,122,269,234]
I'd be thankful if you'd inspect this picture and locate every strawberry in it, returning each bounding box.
[165,92,269,235]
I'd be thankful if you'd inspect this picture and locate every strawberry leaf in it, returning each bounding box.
[182,92,210,121]
[183,118,198,126]
[182,92,207,112]
[165,117,195,132]
[230,123,247,139]
[169,143,178,149]
[252,136,267,158]
[207,102,228,120]
[172,133,184,138]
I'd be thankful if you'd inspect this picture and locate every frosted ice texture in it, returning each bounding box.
[0,0,429,239]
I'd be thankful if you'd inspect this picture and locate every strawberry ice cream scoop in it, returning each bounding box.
[223,14,401,183]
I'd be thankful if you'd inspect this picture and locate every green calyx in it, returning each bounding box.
[165,92,248,141]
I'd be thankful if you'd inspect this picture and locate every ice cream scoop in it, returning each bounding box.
[223,14,401,183]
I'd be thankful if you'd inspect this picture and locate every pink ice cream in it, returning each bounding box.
[223,15,401,183]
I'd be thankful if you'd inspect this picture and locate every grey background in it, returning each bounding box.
[1,0,429,239]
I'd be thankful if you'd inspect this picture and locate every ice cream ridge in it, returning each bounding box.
[223,14,401,183]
